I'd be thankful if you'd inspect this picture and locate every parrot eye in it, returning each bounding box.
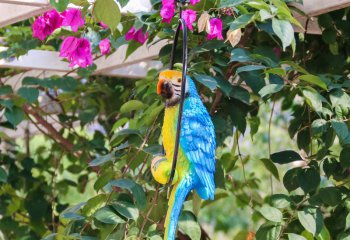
[177,78,181,83]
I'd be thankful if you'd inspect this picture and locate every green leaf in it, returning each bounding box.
[230,14,254,30]
[260,158,280,181]
[330,89,350,108]
[106,179,146,209]
[288,233,307,240]
[0,99,14,110]
[50,0,69,11]
[230,48,253,63]
[269,194,291,209]
[256,222,281,240]
[259,84,284,98]
[230,86,250,104]
[340,147,350,169]
[191,40,227,54]
[93,0,121,31]
[82,194,108,217]
[193,73,217,91]
[118,0,129,7]
[283,167,300,192]
[331,120,350,146]
[299,75,327,90]
[317,187,342,206]
[18,87,39,103]
[120,100,147,114]
[322,28,337,44]
[0,85,13,95]
[89,153,115,167]
[178,211,201,240]
[0,167,7,183]
[271,150,302,164]
[258,205,283,222]
[248,117,260,139]
[302,88,323,111]
[236,65,267,74]
[112,201,139,220]
[61,202,86,220]
[298,207,323,236]
[94,171,114,191]
[5,106,25,127]
[95,206,125,224]
[311,119,328,136]
[260,9,274,21]
[297,167,320,193]
[345,212,350,231]
[318,14,333,28]
[272,18,294,50]
[220,0,245,7]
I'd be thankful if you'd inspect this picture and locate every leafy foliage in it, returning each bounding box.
[0,0,350,239]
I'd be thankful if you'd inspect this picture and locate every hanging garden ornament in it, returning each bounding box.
[152,70,216,240]
[151,2,216,238]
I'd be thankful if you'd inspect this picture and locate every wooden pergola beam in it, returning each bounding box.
[0,0,49,7]
[300,0,350,17]
[0,3,51,28]
[94,40,167,74]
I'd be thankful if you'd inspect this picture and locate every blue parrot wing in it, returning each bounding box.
[180,88,216,198]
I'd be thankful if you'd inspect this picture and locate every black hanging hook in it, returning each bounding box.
[167,3,188,185]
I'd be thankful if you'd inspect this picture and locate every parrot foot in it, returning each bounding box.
[151,155,178,185]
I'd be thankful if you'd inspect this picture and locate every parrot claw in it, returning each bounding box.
[151,155,178,185]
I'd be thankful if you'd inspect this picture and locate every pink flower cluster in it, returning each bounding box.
[32,9,85,41]
[160,0,199,25]
[32,9,112,68]
[207,18,223,40]
[125,27,149,44]
[159,0,223,40]
[59,37,93,68]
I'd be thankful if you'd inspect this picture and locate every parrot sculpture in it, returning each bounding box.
[151,70,216,240]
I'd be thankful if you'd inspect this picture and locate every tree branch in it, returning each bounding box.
[22,104,74,153]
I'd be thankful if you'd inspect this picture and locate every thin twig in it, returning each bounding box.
[236,131,253,208]
[138,185,160,238]
[268,100,276,194]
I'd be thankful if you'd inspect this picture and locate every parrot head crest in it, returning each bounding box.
[157,70,186,106]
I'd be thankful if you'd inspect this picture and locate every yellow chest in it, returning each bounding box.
[162,105,189,173]
[162,105,178,159]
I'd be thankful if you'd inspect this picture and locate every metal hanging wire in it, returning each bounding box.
[167,0,188,185]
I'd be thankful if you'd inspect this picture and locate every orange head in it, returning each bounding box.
[157,70,183,101]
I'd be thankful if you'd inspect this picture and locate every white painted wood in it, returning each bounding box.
[299,0,350,16]
[0,3,51,28]
[294,16,322,35]
[94,40,168,74]
[0,39,166,76]
[0,50,71,71]
[102,60,163,78]
[0,0,49,7]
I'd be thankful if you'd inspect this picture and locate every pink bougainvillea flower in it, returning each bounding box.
[125,27,149,44]
[32,9,63,41]
[134,29,149,44]
[162,0,174,4]
[61,8,85,32]
[125,26,136,41]
[160,3,175,23]
[190,0,200,5]
[99,38,111,55]
[182,9,197,31]
[59,36,93,68]
[207,18,223,40]
[100,21,108,29]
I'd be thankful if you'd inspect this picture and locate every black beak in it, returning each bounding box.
[159,81,173,99]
